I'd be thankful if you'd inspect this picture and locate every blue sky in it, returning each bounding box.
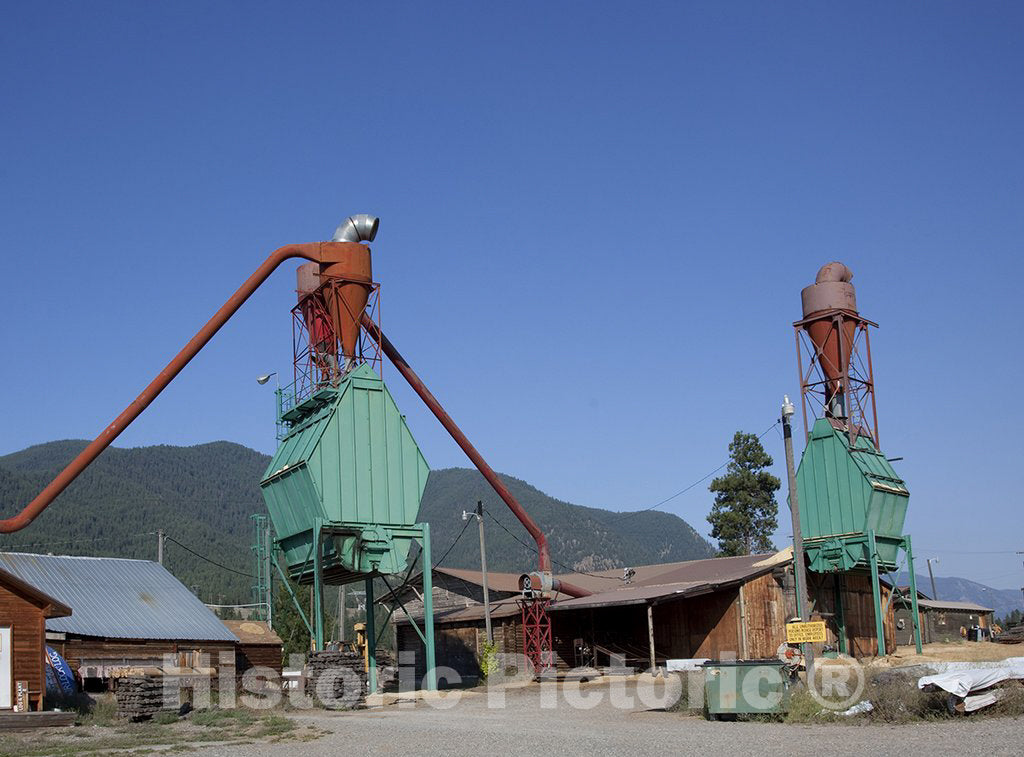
[2,3,1022,591]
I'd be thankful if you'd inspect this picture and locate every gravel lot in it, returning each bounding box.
[194,680,1024,757]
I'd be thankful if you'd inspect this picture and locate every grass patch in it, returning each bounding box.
[74,693,118,727]
[152,710,180,725]
[190,708,258,727]
[253,714,296,738]
[0,708,318,757]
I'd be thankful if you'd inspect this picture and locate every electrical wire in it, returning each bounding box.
[483,508,620,581]
[431,516,474,571]
[613,419,781,521]
[163,535,255,578]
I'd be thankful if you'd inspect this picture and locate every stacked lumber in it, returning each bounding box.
[114,676,177,720]
[994,626,1024,644]
[305,650,367,709]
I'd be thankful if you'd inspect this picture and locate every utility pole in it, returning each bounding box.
[782,396,814,681]
[926,558,939,600]
[464,501,492,643]
[157,530,164,565]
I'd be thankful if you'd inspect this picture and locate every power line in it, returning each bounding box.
[164,535,254,578]
[483,508,619,581]
[613,420,781,521]
[431,517,474,571]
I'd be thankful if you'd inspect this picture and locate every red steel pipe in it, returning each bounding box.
[360,314,592,598]
[0,242,327,533]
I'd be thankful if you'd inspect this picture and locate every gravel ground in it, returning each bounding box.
[192,681,1024,757]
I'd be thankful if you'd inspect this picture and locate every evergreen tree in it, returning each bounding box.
[706,431,780,556]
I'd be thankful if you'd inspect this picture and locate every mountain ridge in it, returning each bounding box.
[0,440,714,602]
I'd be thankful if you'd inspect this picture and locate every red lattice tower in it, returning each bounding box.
[291,279,382,405]
[520,598,554,674]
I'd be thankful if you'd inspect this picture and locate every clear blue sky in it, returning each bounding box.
[2,3,1021,591]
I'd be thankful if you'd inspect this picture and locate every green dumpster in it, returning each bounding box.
[703,659,791,718]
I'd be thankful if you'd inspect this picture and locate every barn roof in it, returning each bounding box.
[914,599,993,613]
[388,551,789,617]
[222,620,284,645]
[549,553,783,611]
[0,552,238,642]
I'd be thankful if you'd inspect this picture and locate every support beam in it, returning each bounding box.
[365,576,377,694]
[833,573,847,655]
[868,530,886,657]
[647,603,656,673]
[313,520,325,651]
[421,523,437,691]
[737,584,748,659]
[272,555,312,636]
[904,535,923,654]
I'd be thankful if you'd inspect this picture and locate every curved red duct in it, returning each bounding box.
[0,241,361,533]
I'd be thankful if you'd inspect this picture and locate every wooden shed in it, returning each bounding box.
[0,553,238,690]
[222,620,283,687]
[0,567,71,711]
[893,596,992,646]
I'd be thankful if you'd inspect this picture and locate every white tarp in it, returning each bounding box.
[918,665,1024,698]
[666,658,709,672]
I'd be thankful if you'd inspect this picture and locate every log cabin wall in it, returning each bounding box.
[51,637,236,685]
[0,583,46,710]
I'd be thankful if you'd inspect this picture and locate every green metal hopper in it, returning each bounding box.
[260,363,430,585]
[796,418,909,573]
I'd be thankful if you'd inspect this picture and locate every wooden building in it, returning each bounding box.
[0,567,71,712]
[385,552,898,687]
[0,553,238,689]
[893,595,992,646]
[222,620,283,687]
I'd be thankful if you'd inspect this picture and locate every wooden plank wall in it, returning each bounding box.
[54,638,236,681]
[809,572,895,657]
[0,585,45,710]
[740,571,788,658]
[396,614,525,687]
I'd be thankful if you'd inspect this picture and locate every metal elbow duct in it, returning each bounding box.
[332,214,379,244]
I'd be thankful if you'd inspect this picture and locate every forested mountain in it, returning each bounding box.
[420,467,715,574]
[0,441,716,604]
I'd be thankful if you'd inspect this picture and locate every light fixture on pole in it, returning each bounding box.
[257,372,283,439]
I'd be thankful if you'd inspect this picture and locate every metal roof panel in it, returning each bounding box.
[0,552,238,642]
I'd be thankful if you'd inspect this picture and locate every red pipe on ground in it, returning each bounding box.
[0,242,330,533]
[361,314,592,599]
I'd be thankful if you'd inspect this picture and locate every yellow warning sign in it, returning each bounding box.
[786,620,827,644]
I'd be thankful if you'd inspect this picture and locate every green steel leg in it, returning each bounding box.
[833,573,847,655]
[904,536,923,654]
[365,576,377,694]
[313,520,324,652]
[421,523,437,691]
[271,555,313,636]
[868,531,886,657]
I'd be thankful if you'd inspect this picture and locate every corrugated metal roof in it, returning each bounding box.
[913,599,994,613]
[0,552,238,642]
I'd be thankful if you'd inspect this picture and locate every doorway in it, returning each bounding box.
[0,627,12,709]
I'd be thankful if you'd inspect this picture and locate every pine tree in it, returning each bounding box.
[707,431,780,556]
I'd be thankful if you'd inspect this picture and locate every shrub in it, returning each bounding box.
[478,641,500,680]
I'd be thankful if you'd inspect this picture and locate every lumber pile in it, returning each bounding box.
[305,650,367,708]
[113,675,177,720]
